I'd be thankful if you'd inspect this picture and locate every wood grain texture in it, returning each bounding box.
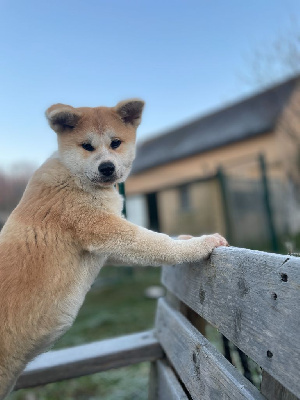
[16,330,163,390]
[261,371,299,400]
[162,247,300,398]
[148,360,188,400]
[155,298,264,400]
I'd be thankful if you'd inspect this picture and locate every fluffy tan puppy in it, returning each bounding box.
[0,99,227,397]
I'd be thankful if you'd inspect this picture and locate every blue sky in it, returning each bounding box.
[0,0,300,170]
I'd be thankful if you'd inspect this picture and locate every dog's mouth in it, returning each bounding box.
[87,173,120,186]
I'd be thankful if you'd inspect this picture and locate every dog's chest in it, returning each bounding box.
[32,252,106,357]
[78,251,107,292]
[62,252,107,321]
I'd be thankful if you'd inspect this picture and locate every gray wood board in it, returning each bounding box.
[155,298,264,400]
[16,330,163,389]
[261,371,299,400]
[148,360,189,400]
[162,246,300,398]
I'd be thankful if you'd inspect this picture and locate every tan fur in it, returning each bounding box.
[0,99,227,398]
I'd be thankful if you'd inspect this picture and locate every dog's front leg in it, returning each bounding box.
[76,214,227,267]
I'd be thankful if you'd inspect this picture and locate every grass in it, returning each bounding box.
[10,266,161,400]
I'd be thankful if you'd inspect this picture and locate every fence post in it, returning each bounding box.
[258,154,279,253]
[217,167,233,244]
[118,183,134,276]
[118,182,127,218]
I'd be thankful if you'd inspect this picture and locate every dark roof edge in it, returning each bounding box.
[138,74,300,148]
[132,127,274,175]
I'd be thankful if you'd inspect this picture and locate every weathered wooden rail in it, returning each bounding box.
[16,247,300,399]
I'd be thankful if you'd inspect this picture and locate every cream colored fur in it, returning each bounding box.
[0,99,227,398]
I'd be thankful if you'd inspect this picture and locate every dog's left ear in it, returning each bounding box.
[115,99,145,128]
[45,104,82,134]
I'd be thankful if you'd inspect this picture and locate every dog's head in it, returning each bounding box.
[45,99,144,188]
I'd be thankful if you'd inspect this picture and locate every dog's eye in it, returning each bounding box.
[110,139,122,149]
[81,143,95,152]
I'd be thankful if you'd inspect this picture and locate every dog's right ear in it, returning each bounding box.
[45,104,82,134]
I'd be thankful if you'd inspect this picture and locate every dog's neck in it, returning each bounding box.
[37,156,125,216]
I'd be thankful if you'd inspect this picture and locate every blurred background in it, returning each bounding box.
[2,0,300,398]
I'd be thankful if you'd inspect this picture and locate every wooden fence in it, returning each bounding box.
[16,247,300,399]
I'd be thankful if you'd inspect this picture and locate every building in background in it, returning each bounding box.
[126,76,300,250]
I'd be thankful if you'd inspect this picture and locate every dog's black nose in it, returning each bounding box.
[98,161,115,177]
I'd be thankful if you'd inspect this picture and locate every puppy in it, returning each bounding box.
[0,99,227,397]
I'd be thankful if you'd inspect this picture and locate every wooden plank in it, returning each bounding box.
[16,330,163,390]
[261,371,299,400]
[148,360,189,400]
[155,298,264,400]
[162,247,300,398]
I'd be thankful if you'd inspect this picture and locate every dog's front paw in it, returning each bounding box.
[201,233,228,257]
[176,233,228,263]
